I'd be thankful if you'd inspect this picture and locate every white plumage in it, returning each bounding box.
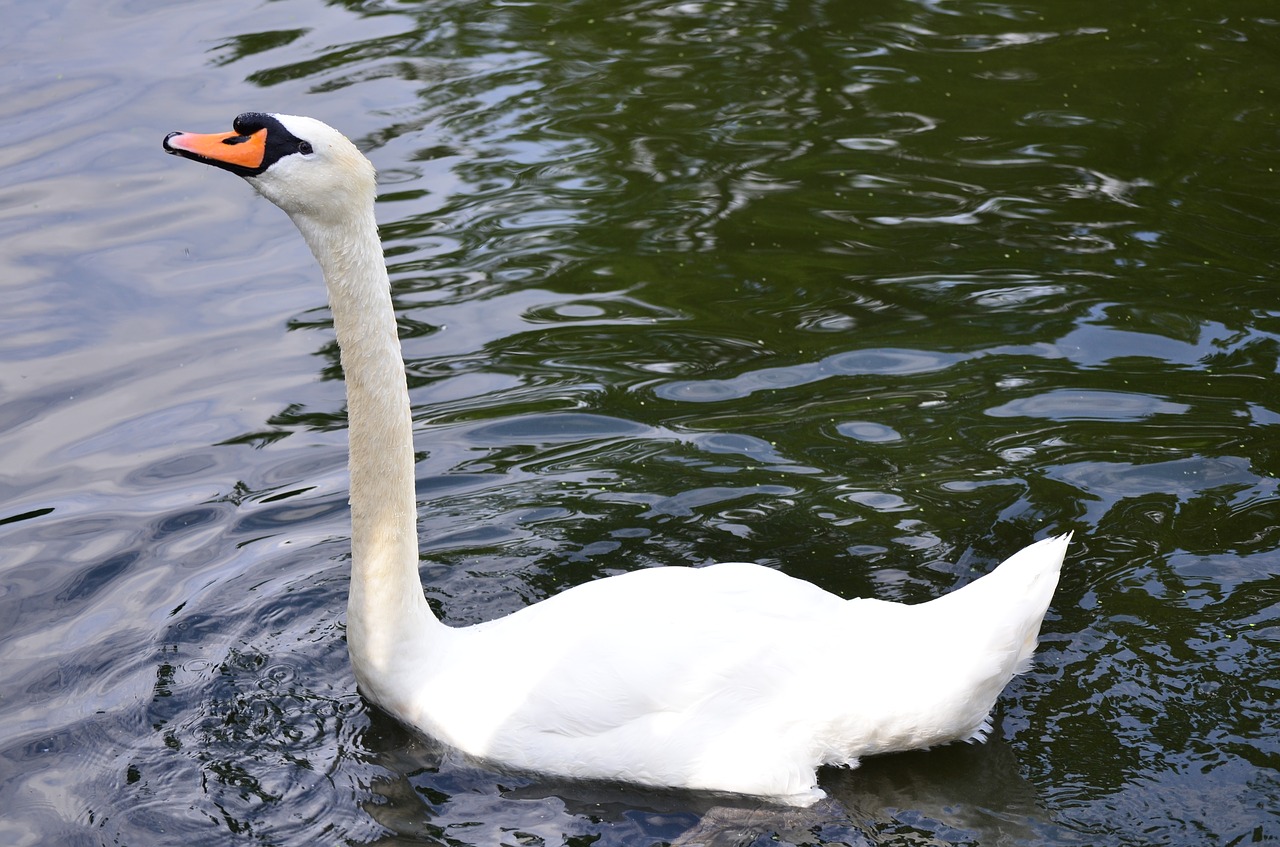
[164,112,1071,806]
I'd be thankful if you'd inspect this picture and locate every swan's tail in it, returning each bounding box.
[932,532,1072,675]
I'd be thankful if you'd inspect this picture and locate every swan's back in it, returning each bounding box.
[410,563,850,801]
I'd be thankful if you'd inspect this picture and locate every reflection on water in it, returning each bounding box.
[2,0,1278,845]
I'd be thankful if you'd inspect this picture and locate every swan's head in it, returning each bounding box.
[163,112,375,223]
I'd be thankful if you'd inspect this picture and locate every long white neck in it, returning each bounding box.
[289,204,444,698]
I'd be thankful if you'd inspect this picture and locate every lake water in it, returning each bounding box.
[2,1,1278,844]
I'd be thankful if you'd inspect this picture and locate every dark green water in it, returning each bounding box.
[1,1,1277,844]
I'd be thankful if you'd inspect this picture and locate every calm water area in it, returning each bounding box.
[2,0,1278,844]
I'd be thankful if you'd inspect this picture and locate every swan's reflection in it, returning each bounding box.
[360,707,1070,846]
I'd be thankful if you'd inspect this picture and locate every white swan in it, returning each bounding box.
[163,113,1071,806]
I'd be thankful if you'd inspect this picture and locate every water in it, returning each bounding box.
[2,0,1278,844]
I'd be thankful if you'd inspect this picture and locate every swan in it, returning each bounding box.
[162,112,1071,806]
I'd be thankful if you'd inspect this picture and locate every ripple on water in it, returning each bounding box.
[986,389,1190,421]
[836,421,903,444]
[655,347,967,402]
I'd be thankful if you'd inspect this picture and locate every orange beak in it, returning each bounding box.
[163,127,268,174]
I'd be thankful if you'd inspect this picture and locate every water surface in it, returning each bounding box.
[1,1,1277,844]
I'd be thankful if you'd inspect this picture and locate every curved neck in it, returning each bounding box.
[290,207,443,691]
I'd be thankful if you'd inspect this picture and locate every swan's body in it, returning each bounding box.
[164,113,1070,805]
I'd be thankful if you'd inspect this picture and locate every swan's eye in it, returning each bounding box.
[298,141,314,155]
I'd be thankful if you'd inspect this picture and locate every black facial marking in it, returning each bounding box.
[233,112,312,177]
